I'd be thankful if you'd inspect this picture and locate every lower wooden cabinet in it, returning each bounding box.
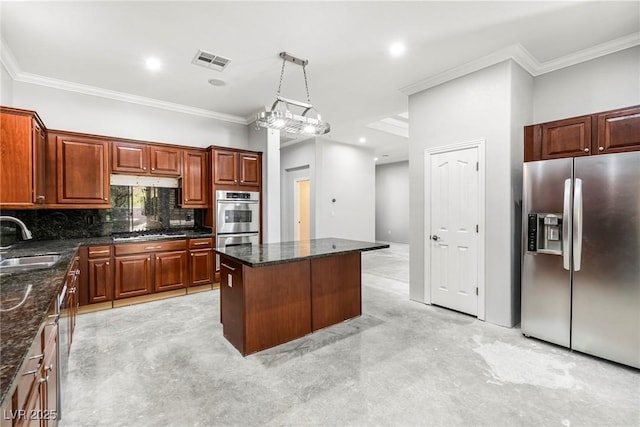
[5,303,60,426]
[79,237,214,306]
[154,251,188,292]
[114,254,153,299]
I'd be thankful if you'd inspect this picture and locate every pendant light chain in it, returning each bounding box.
[302,64,311,104]
[277,57,287,96]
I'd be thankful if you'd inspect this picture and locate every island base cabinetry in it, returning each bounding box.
[219,252,361,356]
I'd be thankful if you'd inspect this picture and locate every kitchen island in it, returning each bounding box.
[215,238,389,356]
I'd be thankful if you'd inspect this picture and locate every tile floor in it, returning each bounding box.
[60,243,639,426]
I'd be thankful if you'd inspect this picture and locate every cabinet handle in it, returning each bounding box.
[29,353,44,361]
[38,374,49,384]
[143,167,147,170]
[68,288,76,294]
[76,269,81,275]
[44,364,54,372]
[147,257,151,261]
[599,146,604,152]
[190,253,194,257]
[185,198,189,201]
[221,262,236,271]
[145,246,161,250]
[106,261,110,265]
[152,167,155,171]
[193,242,209,246]
[583,148,590,153]
[89,250,110,255]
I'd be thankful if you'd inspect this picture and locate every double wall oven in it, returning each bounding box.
[216,190,260,268]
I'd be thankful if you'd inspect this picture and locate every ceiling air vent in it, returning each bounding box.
[192,50,231,71]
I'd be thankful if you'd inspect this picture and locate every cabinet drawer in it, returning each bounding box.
[115,239,187,256]
[88,245,111,258]
[189,238,213,249]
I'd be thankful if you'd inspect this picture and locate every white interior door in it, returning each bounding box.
[429,147,479,316]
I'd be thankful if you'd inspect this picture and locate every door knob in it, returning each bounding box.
[431,235,440,241]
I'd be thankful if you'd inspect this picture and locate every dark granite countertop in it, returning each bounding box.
[215,238,389,267]
[0,230,213,406]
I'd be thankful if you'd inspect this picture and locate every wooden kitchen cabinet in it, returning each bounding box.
[87,246,112,304]
[114,240,188,299]
[114,254,153,299]
[180,150,207,207]
[150,145,181,176]
[524,105,640,162]
[595,105,640,155]
[219,256,244,350]
[49,132,110,206]
[189,238,214,286]
[0,107,46,208]
[154,250,188,292]
[213,149,261,188]
[111,141,149,174]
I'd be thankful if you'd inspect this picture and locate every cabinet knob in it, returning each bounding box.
[106,261,110,266]
[152,167,155,171]
[599,146,604,152]
[104,197,108,201]
[143,167,147,170]
[584,148,590,153]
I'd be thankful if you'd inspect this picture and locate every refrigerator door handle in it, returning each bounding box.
[573,178,583,271]
[562,178,572,270]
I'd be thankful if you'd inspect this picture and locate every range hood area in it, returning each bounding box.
[110,174,180,188]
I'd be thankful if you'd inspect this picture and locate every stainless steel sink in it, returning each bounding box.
[0,254,61,274]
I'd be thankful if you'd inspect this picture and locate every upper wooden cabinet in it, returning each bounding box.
[112,141,148,174]
[51,132,111,206]
[596,106,640,155]
[150,145,182,176]
[0,107,46,208]
[213,149,261,188]
[524,105,640,162]
[180,150,207,207]
[111,140,182,176]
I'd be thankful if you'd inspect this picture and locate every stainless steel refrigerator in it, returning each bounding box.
[522,151,640,369]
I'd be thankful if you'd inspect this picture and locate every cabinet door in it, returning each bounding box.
[239,153,260,187]
[150,145,181,176]
[190,249,214,286]
[0,113,34,207]
[88,258,113,303]
[114,254,153,299]
[213,150,238,185]
[595,106,640,155]
[56,135,110,204]
[541,115,592,159]
[219,256,243,353]
[181,150,207,207]
[154,250,188,292]
[111,141,148,174]
[33,120,46,204]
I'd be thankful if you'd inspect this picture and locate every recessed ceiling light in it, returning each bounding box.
[208,78,226,87]
[359,137,366,143]
[374,157,379,162]
[145,57,161,71]
[389,42,406,57]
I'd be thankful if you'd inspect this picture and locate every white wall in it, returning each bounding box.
[280,138,375,243]
[375,161,409,244]
[1,65,13,105]
[247,125,280,243]
[11,81,248,149]
[315,137,375,242]
[533,46,640,122]
[280,139,316,242]
[409,60,531,327]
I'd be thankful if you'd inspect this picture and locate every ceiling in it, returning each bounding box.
[1,1,638,164]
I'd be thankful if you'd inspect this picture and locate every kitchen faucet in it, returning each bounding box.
[0,216,33,250]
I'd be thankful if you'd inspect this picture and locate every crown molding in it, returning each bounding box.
[1,39,21,79]
[0,38,248,125]
[401,33,640,96]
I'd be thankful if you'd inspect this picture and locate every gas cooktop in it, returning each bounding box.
[112,232,187,242]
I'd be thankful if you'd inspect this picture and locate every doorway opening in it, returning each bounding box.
[294,178,310,241]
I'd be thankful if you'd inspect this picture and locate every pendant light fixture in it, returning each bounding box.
[256,52,330,135]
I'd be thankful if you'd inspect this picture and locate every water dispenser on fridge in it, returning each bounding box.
[526,213,563,255]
